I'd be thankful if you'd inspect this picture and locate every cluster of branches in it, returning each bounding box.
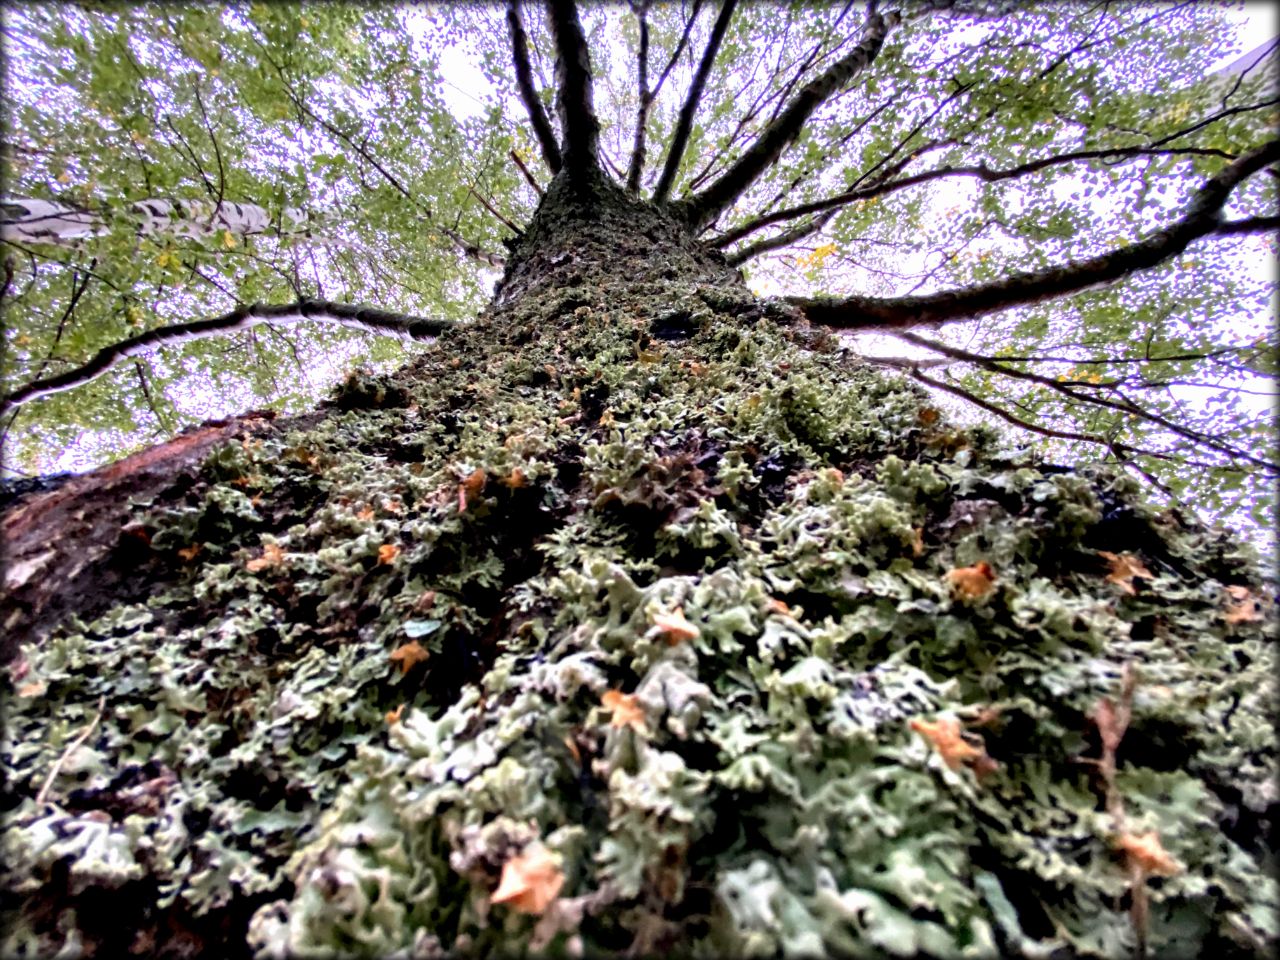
[3,0,1277,496]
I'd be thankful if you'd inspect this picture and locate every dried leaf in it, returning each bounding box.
[378,544,401,565]
[414,590,437,612]
[944,561,995,600]
[177,544,202,562]
[246,542,285,572]
[1224,585,1263,624]
[910,527,925,558]
[1116,830,1180,876]
[491,843,565,915]
[17,680,47,698]
[388,640,429,675]
[651,606,700,644]
[910,716,985,770]
[385,704,405,725]
[601,689,646,731]
[356,505,376,521]
[501,467,527,489]
[1098,551,1153,595]
[459,468,487,512]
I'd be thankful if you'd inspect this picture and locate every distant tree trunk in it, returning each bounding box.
[1,170,1274,960]
[0,197,304,245]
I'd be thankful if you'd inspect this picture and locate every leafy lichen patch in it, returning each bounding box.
[2,191,1275,958]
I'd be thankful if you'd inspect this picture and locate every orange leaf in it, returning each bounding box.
[378,544,400,565]
[246,542,285,572]
[177,544,202,562]
[651,606,699,644]
[1115,830,1180,876]
[385,704,405,725]
[1098,551,1153,595]
[1224,585,1262,624]
[459,468,487,512]
[490,843,565,915]
[501,467,527,489]
[601,689,646,731]
[356,505,376,521]
[910,716,985,770]
[944,562,995,600]
[389,640,429,675]
[766,597,790,616]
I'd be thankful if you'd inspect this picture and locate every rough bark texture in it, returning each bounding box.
[1,179,1275,960]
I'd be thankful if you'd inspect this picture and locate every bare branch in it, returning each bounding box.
[650,0,705,102]
[546,0,601,180]
[787,140,1280,331]
[716,142,1236,249]
[673,10,894,230]
[510,148,545,195]
[898,330,1280,473]
[652,0,739,204]
[625,1,651,192]
[1,301,453,414]
[908,366,1190,467]
[440,226,506,268]
[507,0,563,174]
[725,212,834,266]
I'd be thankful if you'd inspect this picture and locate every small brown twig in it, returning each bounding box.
[509,149,544,196]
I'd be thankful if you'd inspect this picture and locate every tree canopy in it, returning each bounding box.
[2,1,1277,537]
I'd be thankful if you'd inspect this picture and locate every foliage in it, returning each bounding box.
[2,2,1276,538]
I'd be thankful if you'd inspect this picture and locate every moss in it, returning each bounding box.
[1,185,1275,958]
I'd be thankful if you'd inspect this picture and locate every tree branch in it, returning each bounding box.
[439,226,506,268]
[627,0,707,192]
[546,0,601,180]
[506,0,563,174]
[1,301,453,414]
[715,143,1235,249]
[897,330,1280,473]
[788,140,1280,331]
[725,212,834,266]
[907,366,1183,466]
[652,0,739,204]
[625,1,651,192]
[510,148,545,195]
[673,10,894,230]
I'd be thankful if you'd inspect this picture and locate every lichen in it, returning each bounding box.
[2,186,1274,957]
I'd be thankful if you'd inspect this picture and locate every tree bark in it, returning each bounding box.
[0,176,1274,960]
[1,197,305,245]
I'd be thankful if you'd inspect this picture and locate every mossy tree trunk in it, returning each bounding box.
[2,171,1275,959]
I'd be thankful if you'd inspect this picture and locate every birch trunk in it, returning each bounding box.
[1,197,305,245]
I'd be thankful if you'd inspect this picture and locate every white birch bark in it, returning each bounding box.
[0,198,306,245]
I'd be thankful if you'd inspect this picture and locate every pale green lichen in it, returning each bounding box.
[1,210,1275,957]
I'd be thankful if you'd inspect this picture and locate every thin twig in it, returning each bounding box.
[35,696,106,806]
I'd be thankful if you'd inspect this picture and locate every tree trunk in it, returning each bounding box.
[1,198,304,245]
[2,173,1275,960]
